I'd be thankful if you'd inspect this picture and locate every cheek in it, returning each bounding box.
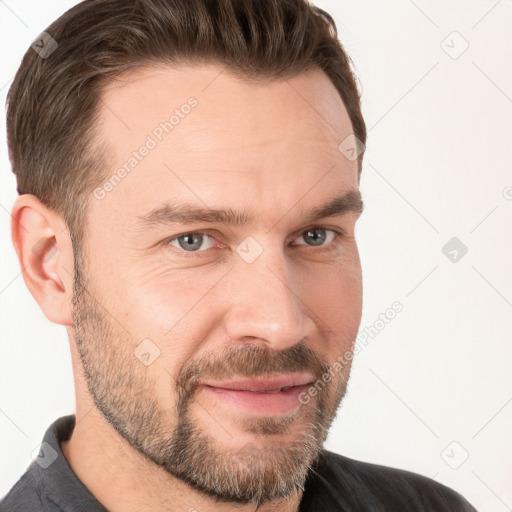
[113,271,223,375]
[121,252,362,340]
[296,254,362,331]
[116,264,222,334]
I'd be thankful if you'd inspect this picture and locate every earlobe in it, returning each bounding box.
[10,194,75,326]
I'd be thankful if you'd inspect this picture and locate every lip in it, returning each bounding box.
[198,373,315,416]
[200,373,315,392]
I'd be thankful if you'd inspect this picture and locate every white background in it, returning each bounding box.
[1,1,511,510]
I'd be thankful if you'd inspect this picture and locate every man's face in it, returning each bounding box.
[72,63,363,505]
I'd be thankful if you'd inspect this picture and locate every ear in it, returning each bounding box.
[11,194,75,326]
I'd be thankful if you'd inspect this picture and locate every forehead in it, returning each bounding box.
[90,63,358,230]
[99,62,351,134]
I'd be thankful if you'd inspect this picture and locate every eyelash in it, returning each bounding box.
[161,227,345,258]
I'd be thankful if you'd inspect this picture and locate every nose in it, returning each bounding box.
[223,244,317,351]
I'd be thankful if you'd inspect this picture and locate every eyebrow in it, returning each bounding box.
[136,190,363,230]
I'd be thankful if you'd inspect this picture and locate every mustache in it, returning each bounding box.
[175,342,331,403]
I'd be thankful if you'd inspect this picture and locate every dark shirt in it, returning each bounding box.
[0,414,478,511]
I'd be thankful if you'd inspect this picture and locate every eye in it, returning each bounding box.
[292,227,342,247]
[166,231,218,253]
[162,227,344,257]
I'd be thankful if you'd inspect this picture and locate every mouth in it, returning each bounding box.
[198,374,315,416]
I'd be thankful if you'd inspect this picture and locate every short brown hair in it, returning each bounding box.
[6,0,366,244]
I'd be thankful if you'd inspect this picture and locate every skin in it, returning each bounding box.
[11,63,363,511]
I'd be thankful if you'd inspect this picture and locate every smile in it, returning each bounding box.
[198,374,314,415]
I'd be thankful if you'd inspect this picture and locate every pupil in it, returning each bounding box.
[306,228,325,246]
[179,233,202,251]
[176,230,326,251]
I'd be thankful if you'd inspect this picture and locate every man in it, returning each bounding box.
[1,0,477,510]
